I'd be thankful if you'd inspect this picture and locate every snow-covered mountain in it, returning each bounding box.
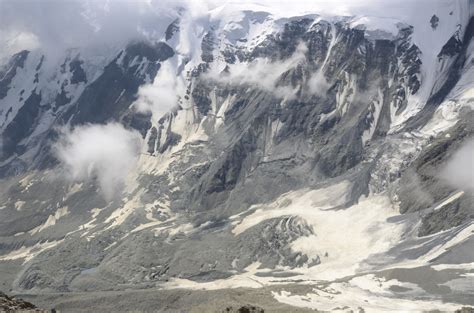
[0,0,473,311]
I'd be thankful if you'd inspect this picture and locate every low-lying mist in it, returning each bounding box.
[441,139,474,193]
[54,123,142,200]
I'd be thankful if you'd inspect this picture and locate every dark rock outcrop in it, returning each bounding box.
[0,291,44,312]
[455,307,474,313]
[223,304,265,313]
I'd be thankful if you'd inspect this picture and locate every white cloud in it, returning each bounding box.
[0,30,40,62]
[440,139,474,192]
[54,123,142,199]
[0,0,455,64]
[0,0,178,62]
[133,61,183,120]
[204,41,332,99]
[205,42,308,99]
[307,70,330,96]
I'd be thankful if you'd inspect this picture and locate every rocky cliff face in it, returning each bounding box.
[0,291,44,312]
[0,2,473,311]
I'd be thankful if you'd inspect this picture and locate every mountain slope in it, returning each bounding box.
[0,1,473,311]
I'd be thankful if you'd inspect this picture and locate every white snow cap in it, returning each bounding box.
[0,0,471,63]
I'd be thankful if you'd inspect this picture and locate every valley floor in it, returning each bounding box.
[15,264,474,313]
[19,286,317,313]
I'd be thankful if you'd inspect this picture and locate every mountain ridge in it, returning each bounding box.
[0,2,473,311]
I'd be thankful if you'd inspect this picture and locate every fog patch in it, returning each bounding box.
[206,42,334,99]
[0,0,178,63]
[55,123,142,199]
[205,42,308,100]
[306,70,330,96]
[133,61,184,120]
[440,139,474,192]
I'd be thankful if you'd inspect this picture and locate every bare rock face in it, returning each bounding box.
[0,4,473,312]
[430,14,440,29]
[223,304,265,313]
[455,308,474,313]
[0,291,38,312]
